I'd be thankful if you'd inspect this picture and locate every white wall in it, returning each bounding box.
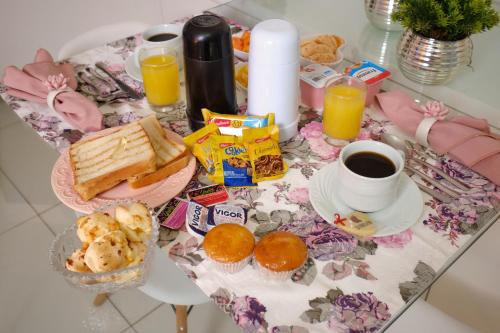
[0,0,220,69]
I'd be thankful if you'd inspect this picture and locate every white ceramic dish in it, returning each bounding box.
[309,161,423,237]
[300,34,346,69]
[125,54,142,82]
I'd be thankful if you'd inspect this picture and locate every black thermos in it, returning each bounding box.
[183,14,237,130]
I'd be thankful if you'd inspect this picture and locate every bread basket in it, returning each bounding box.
[49,200,159,293]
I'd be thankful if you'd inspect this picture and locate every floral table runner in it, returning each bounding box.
[1,18,499,333]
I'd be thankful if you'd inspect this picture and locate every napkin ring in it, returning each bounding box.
[44,74,72,112]
[46,87,72,112]
[415,117,437,147]
[416,101,449,147]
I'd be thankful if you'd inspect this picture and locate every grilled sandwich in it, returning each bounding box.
[127,115,188,189]
[70,122,156,201]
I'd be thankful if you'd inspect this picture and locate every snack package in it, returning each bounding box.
[186,201,247,238]
[157,197,188,230]
[209,135,255,187]
[242,125,288,183]
[183,123,219,173]
[187,184,229,207]
[202,108,274,136]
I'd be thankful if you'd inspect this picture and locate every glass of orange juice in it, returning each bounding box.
[323,76,367,141]
[140,47,180,112]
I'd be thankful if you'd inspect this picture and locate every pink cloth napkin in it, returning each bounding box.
[375,90,500,186]
[1,49,103,132]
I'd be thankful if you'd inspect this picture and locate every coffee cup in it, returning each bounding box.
[337,140,404,212]
[134,24,183,68]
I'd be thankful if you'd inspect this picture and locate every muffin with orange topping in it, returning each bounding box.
[203,224,255,273]
[254,231,308,280]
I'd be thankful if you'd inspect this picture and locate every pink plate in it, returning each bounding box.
[51,126,196,213]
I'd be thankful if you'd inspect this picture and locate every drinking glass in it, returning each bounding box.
[140,47,180,112]
[323,75,367,141]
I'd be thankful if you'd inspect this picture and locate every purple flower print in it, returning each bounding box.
[232,296,268,333]
[330,292,391,333]
[210,289,268,332]
[278,210,327,238]
[305,224,357,261]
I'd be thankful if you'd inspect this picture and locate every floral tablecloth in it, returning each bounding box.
[1,18,499,333]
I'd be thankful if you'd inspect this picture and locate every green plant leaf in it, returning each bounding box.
[392,0,499,40]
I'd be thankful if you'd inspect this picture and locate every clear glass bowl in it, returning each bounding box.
[49,200,159,293]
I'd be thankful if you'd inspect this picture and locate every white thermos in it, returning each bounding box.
[247,19,300,142]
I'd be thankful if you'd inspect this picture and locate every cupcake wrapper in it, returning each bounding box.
[255,261,301,281]
[209,255,252,274]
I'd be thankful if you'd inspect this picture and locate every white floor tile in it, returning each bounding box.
[0,216,130,333]
[0,121,59,213]
[189,302,242,333]
[109,288,163,325]
[40,203,78,235]
[0,170,36,234]
[133,304,177,333]
[134,302,241,333]
[122,327,137,333]
[0,98,20,129]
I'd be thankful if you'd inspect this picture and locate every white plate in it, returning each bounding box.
[300,34,346,70]
[309,161,423,237]
[125,54,143,82]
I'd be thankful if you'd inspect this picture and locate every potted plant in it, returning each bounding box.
[392,0,499,84]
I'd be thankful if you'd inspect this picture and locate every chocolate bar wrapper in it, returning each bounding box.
[157,198,188,230]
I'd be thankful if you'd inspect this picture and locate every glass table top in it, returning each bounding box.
[211,0,500,130]
[209,0,500,330]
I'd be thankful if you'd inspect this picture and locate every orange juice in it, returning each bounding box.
[141,54,179,107]
[323,84,366,140]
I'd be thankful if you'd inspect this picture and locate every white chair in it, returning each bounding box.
[386,299,479,333]
[57,21,150,60]
[63,23,210,332]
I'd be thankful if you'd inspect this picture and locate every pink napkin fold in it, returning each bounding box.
[1,49,103,132]
[375,90,500,186]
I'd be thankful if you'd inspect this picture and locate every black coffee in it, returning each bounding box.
[345,151,396,178]
[147,33,177,42]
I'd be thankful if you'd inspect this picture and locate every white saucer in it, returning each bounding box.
[309,161,423,237]
[125,54,142,82]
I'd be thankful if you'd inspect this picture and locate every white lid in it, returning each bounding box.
[249,19,299,66]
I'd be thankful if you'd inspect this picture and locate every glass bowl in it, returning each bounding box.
[49,200,159,293]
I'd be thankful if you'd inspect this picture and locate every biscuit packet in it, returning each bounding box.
[202,108,274,136]
[209,135,255,187]
[242,125,288,183]
[183,123,219,174]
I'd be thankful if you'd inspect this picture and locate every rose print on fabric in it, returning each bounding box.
[370,229,413,248]
[301,288,391,333]
[270,326,310,333]
[211,288,268,333]
[304,224,357,261]
[300,121,341,160]
[330,292,391,333]
[168,236,204,266]
[399,261,436,302]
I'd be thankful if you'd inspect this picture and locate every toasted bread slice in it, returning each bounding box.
[126,115,188,188]
[70,122,156,201]
[138,115,187,166]
[128,152,190,189]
